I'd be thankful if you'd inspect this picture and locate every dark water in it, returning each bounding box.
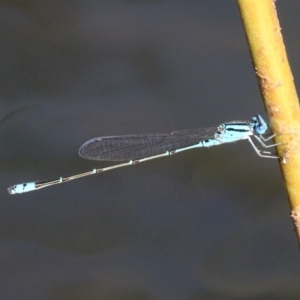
[1,1,300,299]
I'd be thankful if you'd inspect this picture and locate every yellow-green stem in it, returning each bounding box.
[237,0,300,245]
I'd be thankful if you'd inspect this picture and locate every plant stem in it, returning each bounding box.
[237,0,300,246]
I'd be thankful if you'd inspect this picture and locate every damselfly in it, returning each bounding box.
[8,114,279,194]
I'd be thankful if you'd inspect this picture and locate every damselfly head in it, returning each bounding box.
[252,114,268,135]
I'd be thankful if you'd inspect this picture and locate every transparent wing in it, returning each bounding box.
[79,127,218,161]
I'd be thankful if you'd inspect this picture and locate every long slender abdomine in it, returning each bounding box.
[8,114,279,194]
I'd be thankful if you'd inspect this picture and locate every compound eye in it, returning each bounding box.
[251,114,267,134]
[255,123,267,135]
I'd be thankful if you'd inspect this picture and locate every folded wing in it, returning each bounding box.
[79,127,218,161]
